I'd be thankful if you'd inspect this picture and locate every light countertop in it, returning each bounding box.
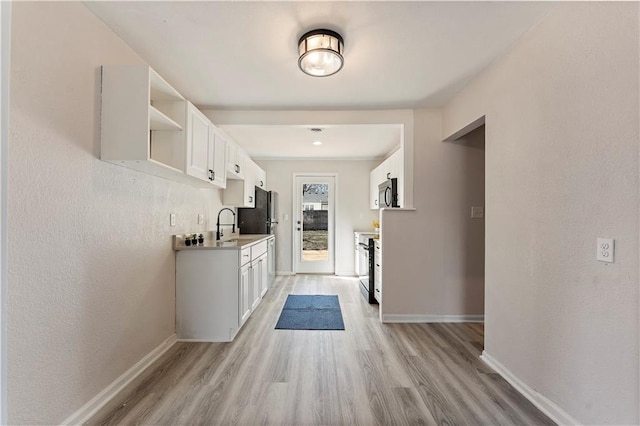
[173,232,273,251]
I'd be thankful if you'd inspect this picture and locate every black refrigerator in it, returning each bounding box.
[237,187,279,234]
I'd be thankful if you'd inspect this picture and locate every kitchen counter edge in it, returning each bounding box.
[173,233,274,251]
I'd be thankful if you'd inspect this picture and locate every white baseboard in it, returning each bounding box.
[480,351,580,425]
[62,334,177,425]
[381,314,484,323]
[276,271,295,276]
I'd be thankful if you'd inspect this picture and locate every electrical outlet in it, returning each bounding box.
[597,238,614,263]
[170,213,176,227]
[197,214,204,225]
[471,206,484,219]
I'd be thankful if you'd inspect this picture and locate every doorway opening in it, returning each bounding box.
[293,174,336,274]
[444,118,486,350]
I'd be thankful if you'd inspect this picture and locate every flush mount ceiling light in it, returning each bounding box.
[298,29,344,77]
[312,140,323,146]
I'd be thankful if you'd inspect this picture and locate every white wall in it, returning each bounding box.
[255,159,380,275]
[8,3,227,423]
[381,110,486,320]
[0,2,10,423]
[441,3,639,424]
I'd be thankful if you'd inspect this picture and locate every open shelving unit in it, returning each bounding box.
[100,65,193,182]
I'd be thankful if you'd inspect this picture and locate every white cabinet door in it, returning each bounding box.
[255,166,266,190]
[226,138,246,179]
[267,237,275,288]
[259,254,268,297]
[185,103,212,182]
[240,264,251,326]
[370,168,379,209]
[245,164,256,208]
[226,139,238,176]
[211,127,227,188]
[250,259,261,311]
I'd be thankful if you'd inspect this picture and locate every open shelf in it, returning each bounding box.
[149,105,183,131]
[149,69,184,101]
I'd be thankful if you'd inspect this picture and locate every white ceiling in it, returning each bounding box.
[85,1,553,159]
[221,124,403,160]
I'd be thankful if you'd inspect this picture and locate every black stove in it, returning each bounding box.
[357,237,377,304]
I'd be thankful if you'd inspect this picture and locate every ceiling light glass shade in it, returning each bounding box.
[298,29,344,77]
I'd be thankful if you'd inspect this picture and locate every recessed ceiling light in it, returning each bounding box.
[312,141,323,146]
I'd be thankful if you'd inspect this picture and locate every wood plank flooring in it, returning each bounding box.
[88,275,554,425]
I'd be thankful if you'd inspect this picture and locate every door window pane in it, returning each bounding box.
[302,183,329,261]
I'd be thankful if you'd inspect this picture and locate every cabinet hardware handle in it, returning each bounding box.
[249,196,253,203]
[296,227,301,231]
[235,164,240,173]
[386,172,391,179]
[375,200,378,205]
[208,169,214,181]
[260,180,263,187]
[376,289,380,293]
[376,263,380,267]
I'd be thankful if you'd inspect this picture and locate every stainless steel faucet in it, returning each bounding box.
[216,208,236,240]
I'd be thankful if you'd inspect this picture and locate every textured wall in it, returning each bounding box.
[381,110,486,317]
[255,159,380,276]
[442,3,639,424]
[8,3,226,423]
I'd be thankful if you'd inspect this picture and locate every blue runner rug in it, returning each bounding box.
[275,294,345,330]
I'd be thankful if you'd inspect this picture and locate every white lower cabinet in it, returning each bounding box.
[176,237,270,342]
[256,253,268,298]
[374,240,382,303]
[267,236,275,289]
[239,262,251,326]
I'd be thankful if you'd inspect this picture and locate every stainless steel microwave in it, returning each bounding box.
[378,178,399,208]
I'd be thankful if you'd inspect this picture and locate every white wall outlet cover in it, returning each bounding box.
[471,206,484,218]
[597,238,614,263]
[170,213,176,227]
[197,214,204,224]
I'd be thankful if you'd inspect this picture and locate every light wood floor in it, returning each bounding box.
[88,275,554,425]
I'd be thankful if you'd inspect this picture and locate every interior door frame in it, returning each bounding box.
[292,173,337,274]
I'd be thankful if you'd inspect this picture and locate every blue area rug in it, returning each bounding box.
[275,295,345,330]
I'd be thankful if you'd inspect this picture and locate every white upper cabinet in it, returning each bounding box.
[185,103,213,182]
[226,138,248,180]
[223,160,256,208]
[100,65,226,188]
[210,127,227,187]
[253,161,267,190]
[185,103,227,188]
[370,168,380,209]
[223,156,268,208]
[370,148,404,209]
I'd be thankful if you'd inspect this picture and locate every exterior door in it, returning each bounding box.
[294,175,335,274]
